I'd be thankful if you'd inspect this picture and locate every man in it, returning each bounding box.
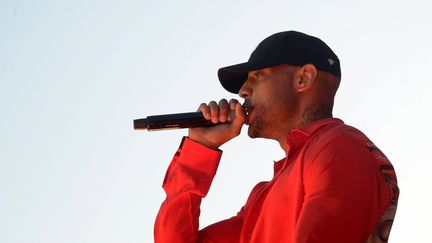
[154,31,399,243]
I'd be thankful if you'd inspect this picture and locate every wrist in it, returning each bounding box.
[187,136,221,150]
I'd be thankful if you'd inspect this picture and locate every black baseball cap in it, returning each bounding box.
[218,31,341,93]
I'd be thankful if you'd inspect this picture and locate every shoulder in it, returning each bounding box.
[307,122,370,154]
[302,122,383,173]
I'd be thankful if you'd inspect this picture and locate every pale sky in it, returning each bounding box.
[1,0,431,242]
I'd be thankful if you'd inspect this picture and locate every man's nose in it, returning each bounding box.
[239,78,253,98]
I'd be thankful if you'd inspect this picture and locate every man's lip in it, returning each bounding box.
[242,102,253,113]
[244,107,253,125]
[242,100,253,125]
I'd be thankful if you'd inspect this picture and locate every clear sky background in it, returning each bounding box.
[1,0,431,242]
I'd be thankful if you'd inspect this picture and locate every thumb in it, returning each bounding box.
[231,102,246,129]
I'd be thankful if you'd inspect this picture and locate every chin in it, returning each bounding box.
[247,131,257,139]
[247,125,260,138]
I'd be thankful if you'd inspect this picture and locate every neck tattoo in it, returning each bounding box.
[298,104,332,127]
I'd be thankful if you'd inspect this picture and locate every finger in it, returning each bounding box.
[198,103,211,120]
[218,99,229,123]
[229,99,239,110]
[232,102,246,128]
[208,101,219,124]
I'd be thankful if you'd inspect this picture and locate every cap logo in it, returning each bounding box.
[328,58,335,66]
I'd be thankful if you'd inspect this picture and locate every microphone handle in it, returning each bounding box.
[134,112,220,131]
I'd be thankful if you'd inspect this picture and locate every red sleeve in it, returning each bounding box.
[154,137,243,243]
[294,135,392,243]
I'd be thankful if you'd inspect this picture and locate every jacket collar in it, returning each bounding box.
[289,117,344,142]
[273,118,344,175]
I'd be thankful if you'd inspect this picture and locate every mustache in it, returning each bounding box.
[242,99,254,110]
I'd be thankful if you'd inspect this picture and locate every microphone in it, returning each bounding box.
[134,112,223,131]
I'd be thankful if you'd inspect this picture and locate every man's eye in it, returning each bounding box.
[256,72,263,80]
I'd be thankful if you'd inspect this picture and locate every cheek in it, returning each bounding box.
[266,82,292,103]
[252,78,295,109]
[265,83,298,113]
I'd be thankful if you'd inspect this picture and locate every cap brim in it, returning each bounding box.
[218,62,271,94]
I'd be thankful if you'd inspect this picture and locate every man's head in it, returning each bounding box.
[218,31,341,141]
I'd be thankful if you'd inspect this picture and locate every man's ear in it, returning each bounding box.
[294,64,317,92]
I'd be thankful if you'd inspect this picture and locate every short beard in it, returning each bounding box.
[247,94,299,139]
[247,107,267,138]
[247,104,283,139]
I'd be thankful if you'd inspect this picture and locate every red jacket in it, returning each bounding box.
[154,118,399,243]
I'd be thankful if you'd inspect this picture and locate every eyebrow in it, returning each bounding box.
[247,70,264,79]
[254,70,263,77]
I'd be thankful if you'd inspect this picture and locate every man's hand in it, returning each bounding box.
[188,99,246,150]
